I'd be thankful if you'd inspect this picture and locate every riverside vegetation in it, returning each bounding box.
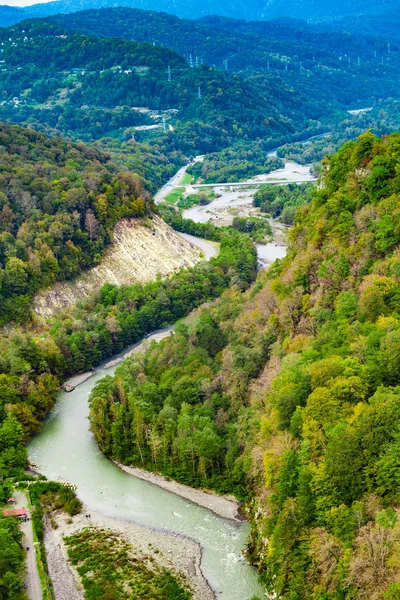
[0,120,255,597]
[65,529,191,600]
[1,6,400,597]
[0,118,257,538]
[89,132,400,598]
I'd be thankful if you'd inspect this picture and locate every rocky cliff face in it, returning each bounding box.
[33,216,201,320]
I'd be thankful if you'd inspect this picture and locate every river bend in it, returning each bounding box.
[28,333,265,600]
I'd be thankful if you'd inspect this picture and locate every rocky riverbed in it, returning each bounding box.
[116,463,244,522]
[44,507,215,600]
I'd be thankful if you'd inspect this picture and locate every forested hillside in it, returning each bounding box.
[0,122,153,323]
[0,0,398,26]
[0,20,301,152]
[2,10,400,190]
[323,8,400,42]
[28,8,400,183]
[90,133,400,598]
[49,8,397,70]
[44,8,400,111]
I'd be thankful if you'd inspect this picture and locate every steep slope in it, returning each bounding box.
[242,131,400,599]
[33,215,203,319]
[89,132,400,598]
[0,122,154,324]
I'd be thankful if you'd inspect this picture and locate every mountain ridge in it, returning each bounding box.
[1,0,399,28]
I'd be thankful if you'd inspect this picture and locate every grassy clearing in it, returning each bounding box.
[164,187,185,204]
[179,173,193,185]
[65,528,192,600]
[177,190,215,210]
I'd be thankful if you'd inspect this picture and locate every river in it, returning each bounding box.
[28,331,266,600]
[183,185,290,268]
[27,149,300,599]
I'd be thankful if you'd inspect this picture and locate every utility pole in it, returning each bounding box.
[162,116,166,132]
[197,86,202,100]
[223,59,228,71]
[167,65,172,81]
[189,53,193,68]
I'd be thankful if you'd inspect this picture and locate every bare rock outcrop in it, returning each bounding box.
[34,216,201,320]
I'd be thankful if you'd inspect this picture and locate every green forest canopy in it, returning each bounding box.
[0,122,153,323]
[89,132,400,598]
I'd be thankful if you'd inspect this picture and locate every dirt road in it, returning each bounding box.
[14,491,43,600]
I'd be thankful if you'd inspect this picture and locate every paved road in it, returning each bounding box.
[176,232,218,261]
[14,491,43,600]
[155,157,316,204]
[154,155,204,204]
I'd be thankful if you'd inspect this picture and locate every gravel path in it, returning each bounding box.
[14,491,43,600]
[44,516,83,600]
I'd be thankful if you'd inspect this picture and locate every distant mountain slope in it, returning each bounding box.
[0,5,25,28]
[0,20,304,150]
[0,0,255,27]
[39,9,400,114]
[47,7,398,70]
[1,11,400,166]
[318,8,400,42]
[258,0,398,20]
[0,0,399,27]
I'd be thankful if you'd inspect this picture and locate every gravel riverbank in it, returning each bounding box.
[44,508,215,600]
[116,462,244,522]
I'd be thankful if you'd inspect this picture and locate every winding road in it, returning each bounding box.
[176,232,218,261]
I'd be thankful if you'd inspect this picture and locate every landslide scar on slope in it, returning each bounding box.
[33,216,202,320]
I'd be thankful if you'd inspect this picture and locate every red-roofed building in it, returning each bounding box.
[7,497,15,504]
[3,508,27,520]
